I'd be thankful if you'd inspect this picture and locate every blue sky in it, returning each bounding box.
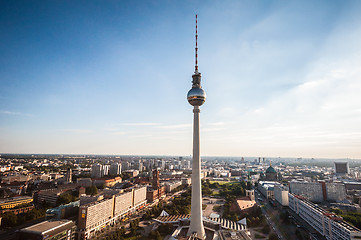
[1,1,361,158]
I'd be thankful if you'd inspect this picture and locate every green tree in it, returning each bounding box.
[1,212,17,227]
[85,185,98,196]
[56,193,77,206]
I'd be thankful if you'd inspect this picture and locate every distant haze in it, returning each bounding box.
[1,1,361,158]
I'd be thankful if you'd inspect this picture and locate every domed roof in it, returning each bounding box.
[266,166,276,174]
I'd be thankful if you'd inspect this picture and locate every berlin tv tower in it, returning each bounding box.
[187,14,206,239]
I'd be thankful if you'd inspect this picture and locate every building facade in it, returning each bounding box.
[109,163,122,176]
[78,186,147,239]
[289,193,361,240]
[258,181,275,199]
[274,184,289,207]
[289,181,324,202]
[16,219,76,240]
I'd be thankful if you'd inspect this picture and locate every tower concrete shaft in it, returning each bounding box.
[187,105,205,239]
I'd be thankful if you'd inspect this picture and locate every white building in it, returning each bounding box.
[274,184,289,206]
[289,193,361,240]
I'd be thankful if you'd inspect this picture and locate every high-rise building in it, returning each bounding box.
[91,164,103,178]
[91,164,110,178]
[289,181,346,203]
[66,168,72,183]
[187,14,206,239]
[335,162,350,175]
[78,186,147,239]
[103,165,109,176]
[152,169,160,190]
[109,163,122,176]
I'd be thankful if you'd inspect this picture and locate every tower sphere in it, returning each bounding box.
[187,87,206,106]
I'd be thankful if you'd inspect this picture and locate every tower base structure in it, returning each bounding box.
[187,106,205,239]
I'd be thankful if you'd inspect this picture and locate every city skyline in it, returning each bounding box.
[1,1,361,158]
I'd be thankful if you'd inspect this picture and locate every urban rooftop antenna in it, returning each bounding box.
[195,14,198,73]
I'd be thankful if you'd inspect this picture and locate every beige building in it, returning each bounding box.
[78,186,147,239]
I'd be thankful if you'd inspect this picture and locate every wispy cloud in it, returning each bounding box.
[156,124,191,129]
[0,110,21,115]
[207,122,226,126]
[202,127,226,132]
[0,110,33,117]
[119,123,160,126]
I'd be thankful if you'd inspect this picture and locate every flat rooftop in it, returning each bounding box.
[20,219,74,234]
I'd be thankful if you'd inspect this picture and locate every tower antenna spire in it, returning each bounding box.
[195,14,198,73]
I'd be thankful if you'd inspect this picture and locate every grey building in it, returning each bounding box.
[326,183,346,202]
[335,162,349,175]
[109,163,122,176]
[289,181,323,202]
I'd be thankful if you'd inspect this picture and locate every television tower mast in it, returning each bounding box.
[187,14,206,239]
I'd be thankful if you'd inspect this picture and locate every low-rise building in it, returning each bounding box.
[93,176,122,188]
[34,189,66,207]
[0,196,33,209]
[258,181,275,199]
[230,197,256,214]
[16,219,76,240]
[164,180,182,193]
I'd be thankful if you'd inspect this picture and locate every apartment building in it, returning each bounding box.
[289,193,361,240]
[289,181,346,203]
[78,186,147,239]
